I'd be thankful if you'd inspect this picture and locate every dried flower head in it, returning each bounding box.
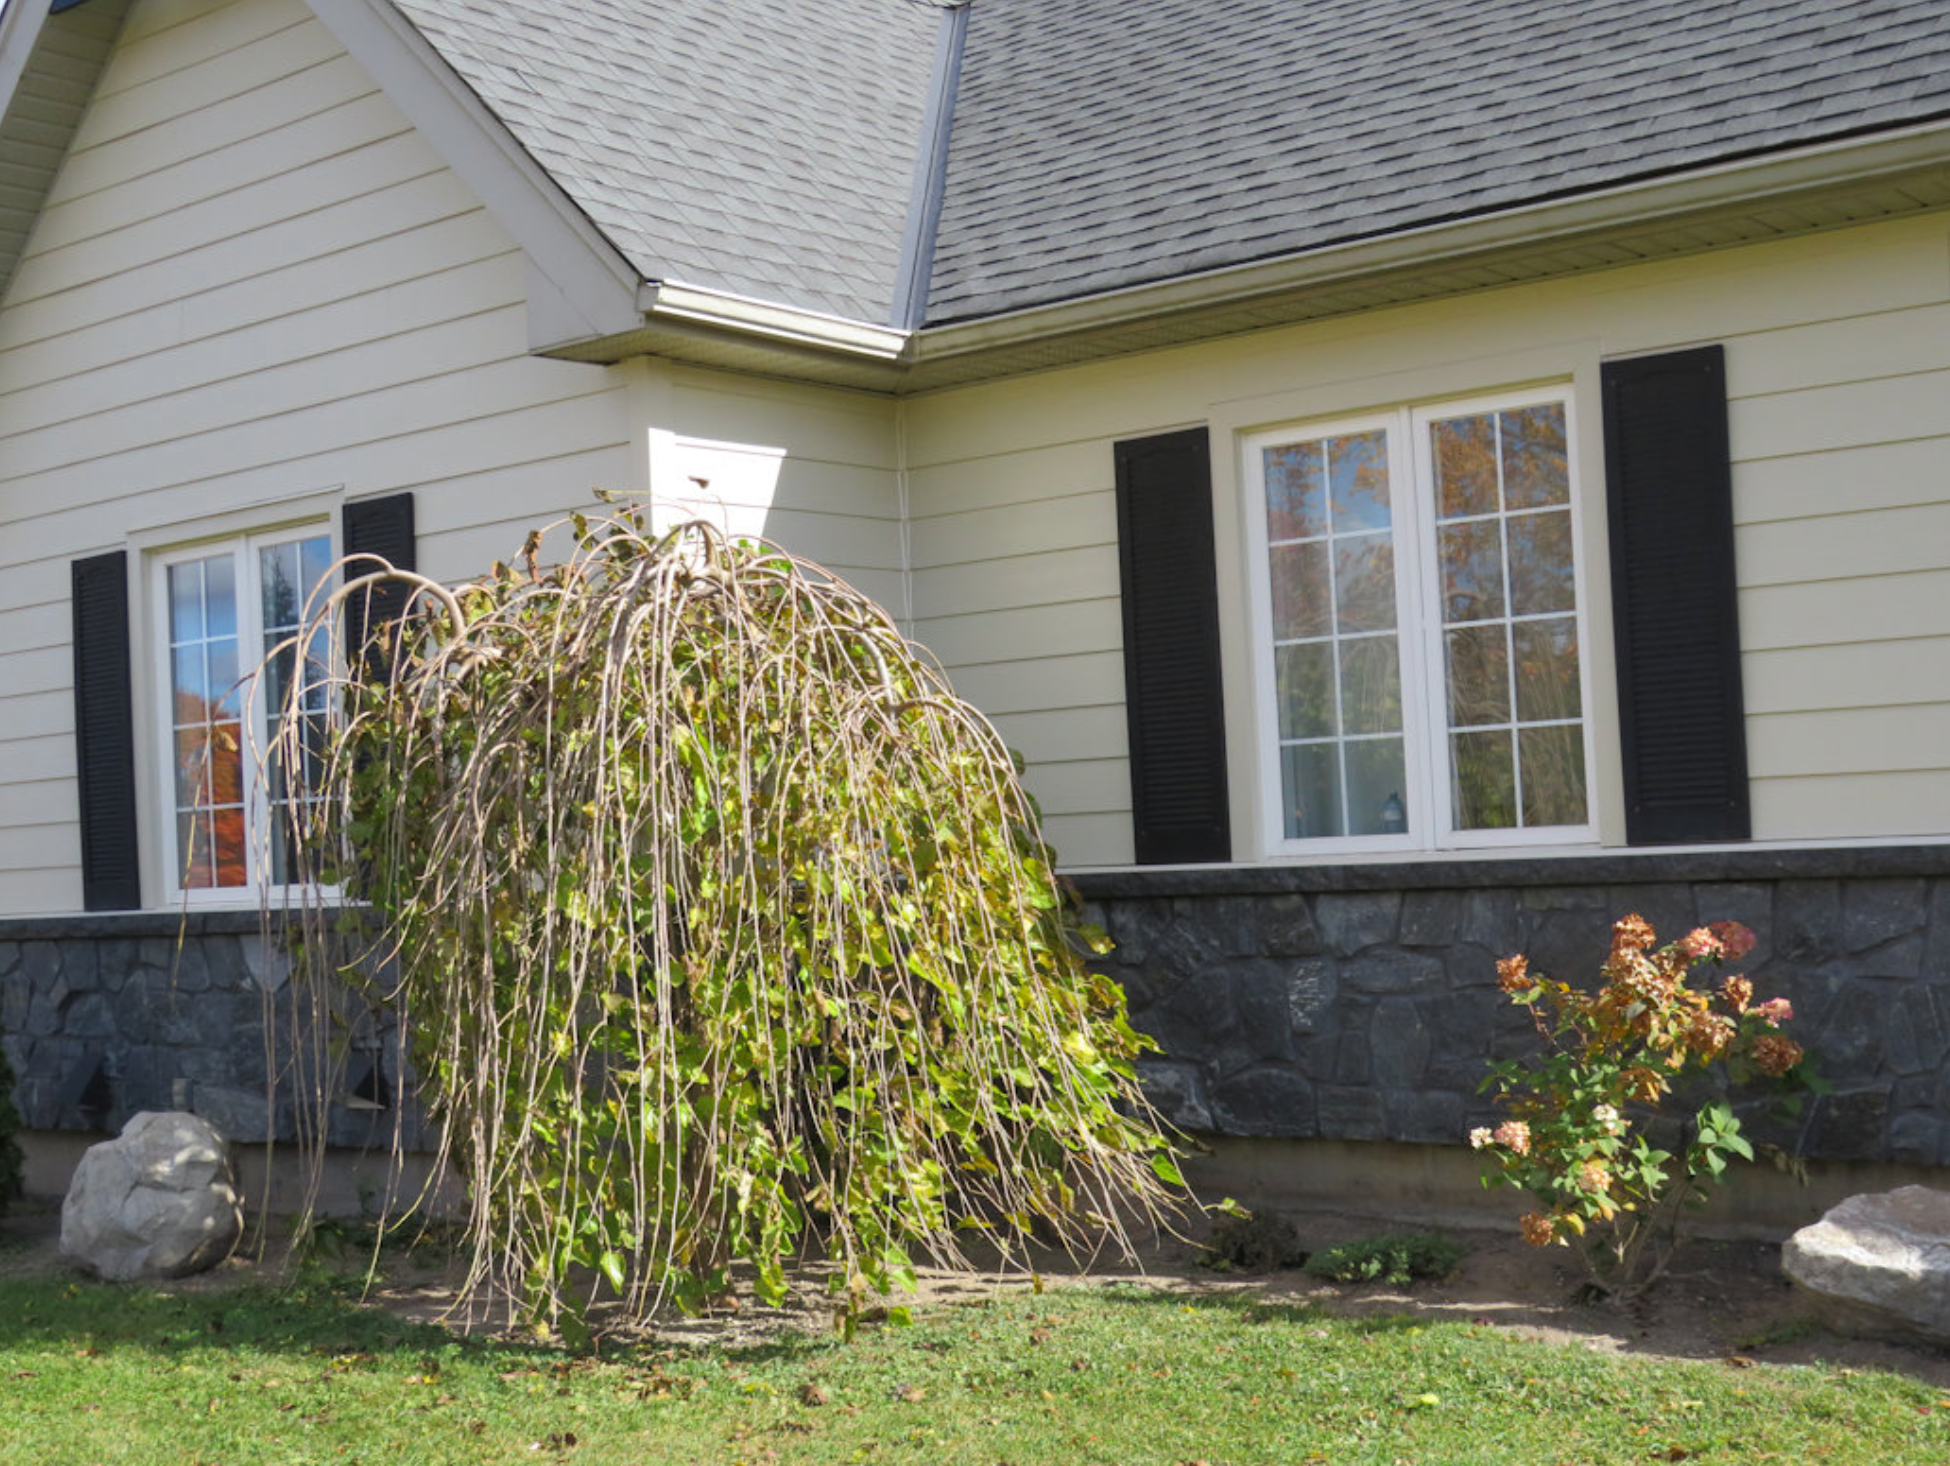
[1753,996,1794,1025]
[1468,1127,1494,1150]
[1720,974,1754,1014]
[1676,927,1724,960]
[1610,913,1657,958]
[1519,1212,1556,1247]
[1576,1160,1612,1193]
[1709,921,1758,961]
[1751,1032,1805,1076]
[1496,954,1531,993]
[1492,1120,1531,1156]
[1591,1103,1624,1137]
[1683,1010,1736,1060]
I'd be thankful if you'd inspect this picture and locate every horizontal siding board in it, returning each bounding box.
[1736,502,1950,588]
[911,545,1121,620]
[1728,369,1950,462]
[1733,438,1949,526]
[940,651,1125,717]
[905,437,1114,511]
[1034,812,1132,867]
[1750,771,1950,841]
[0,824,82,875]
[1739,570,1950,650]
[669,370,897,471]
[1724,303,1950,398]
[1745,638,1950,716]
[99,0,309,96]
[1747,704,1950,779]
[987,705,1129,767]
[914,598,1124,669]
[71,21,348,164]
[1016,757,1130,817]
[0,869,81,915]
[0,169,478,349]
[7,128,436,307]
[907,489,1113,569]
[0,250,524,435]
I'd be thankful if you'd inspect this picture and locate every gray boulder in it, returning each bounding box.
[60,1111,244,1281]
[1782,1185,1950,1343]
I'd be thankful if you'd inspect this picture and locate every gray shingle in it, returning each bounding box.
[392,0,943,323]
[926,0,1950,323]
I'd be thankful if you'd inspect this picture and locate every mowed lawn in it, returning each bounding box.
[3,1267,1947,1466]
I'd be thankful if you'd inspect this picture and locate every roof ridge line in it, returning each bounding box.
[889,0,969,331]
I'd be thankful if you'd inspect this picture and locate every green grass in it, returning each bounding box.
[1,1271,1945,1465]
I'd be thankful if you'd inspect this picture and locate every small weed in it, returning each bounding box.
[1735,1314,1823,1350]
[1303,1231,1467,1284]
[1199,1209,1306,1272]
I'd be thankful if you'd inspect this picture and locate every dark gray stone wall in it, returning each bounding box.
[0,910,425,1150]
[4,846,1947,1166]
[1075,846,1950,1167]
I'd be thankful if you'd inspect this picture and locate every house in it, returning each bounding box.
[3,0,1948,1201]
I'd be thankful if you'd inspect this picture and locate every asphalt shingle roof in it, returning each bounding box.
[924,0,1950,323]
[392,0,943,323]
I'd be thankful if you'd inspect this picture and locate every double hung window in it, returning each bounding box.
[154,527,334,895]
[1246,389,1592,853]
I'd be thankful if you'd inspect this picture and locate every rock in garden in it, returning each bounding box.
[1782,1185,1950,1343]
[60,1111,244,1281]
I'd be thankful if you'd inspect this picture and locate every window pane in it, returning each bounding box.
[1433,413,1498,518]
[210,803,248,888]
[173,726,213,806]
[1445,624,1510,728]
[1501,404,1568,509]
[1345,738,1407,836]
[1265,443,1326,541]
[1328,431,1390,533]
[1281,743,1343,839]
[167,562,206,642]
[209,637,241,717]
[1452,729,1516,830]
[1519,725,1587,826]
[261,542,301,634]
[204,554,237,639]
[1339,636,1400,735]
[1270,540,1332,639]
[1438,520,1505,622]
[1275,642,1336,740]
[177,812,214,889]
[1512,617,1581,723]
[1508,508,1575,615]
[172,645,209,709]
[1334,534,1395,634]
[299,534,333,606]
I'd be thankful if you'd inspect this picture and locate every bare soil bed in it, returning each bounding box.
[6,1199,1948,1389]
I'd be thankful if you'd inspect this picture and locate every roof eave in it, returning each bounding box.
[546,118,1950,392]
[903,118,1950,389]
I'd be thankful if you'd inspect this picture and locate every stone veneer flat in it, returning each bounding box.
[1070,845,1950,1166]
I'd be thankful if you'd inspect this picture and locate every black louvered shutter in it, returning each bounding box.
[1601,346,1750,844]
[1114,428,1231,864]
[341,493,417,675]
[71,551,141,911]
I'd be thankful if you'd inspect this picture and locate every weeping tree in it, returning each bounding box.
[255,502,1183,1333]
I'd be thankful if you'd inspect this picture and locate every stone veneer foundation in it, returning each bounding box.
[2,847,1947,1171]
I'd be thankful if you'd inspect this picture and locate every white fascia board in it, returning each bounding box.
[912,120,1950,367]
[637,280,910,360]
[307,0,642,347]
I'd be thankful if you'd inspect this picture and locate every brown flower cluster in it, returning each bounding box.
[1721,973,1754,1014]
[1519,1212,1556,1247]
[1751,1032,1805,1076]
[1496,954,1531,993]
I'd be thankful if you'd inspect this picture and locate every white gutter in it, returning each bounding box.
[636,280,909,360]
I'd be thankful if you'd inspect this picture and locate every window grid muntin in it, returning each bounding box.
[1264,430,1406,840]
[1427,402,1583,833]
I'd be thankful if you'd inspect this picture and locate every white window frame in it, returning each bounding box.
[148,522,338,904]
[1243,385,1598,858]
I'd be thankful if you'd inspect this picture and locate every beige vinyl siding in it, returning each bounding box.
[903,211,1950,864]
[0,0,907,915]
